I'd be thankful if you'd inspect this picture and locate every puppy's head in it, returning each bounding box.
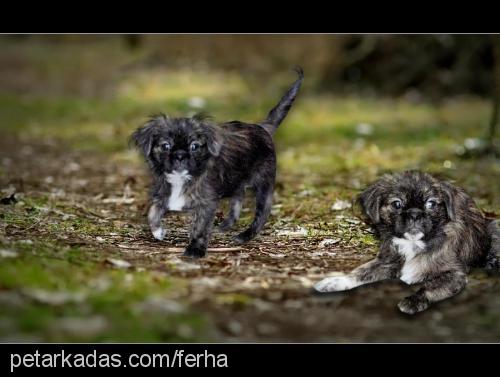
[130,114,222,177]
[357,171,463,240]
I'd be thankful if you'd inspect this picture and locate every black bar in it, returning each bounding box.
[1,343,498,374]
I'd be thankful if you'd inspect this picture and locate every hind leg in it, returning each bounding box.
[233,182,273,244]
[218,189,244,232]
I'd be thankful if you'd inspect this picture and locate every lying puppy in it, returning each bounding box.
[314,171,499,314]
[131,68,304,258]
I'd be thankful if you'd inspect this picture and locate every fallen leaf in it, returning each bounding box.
[117,243,139,250]
[344,218,361,224]
[256,323,278,335]
[252,299,274,312]
[355,122,374,136]
[0,291,25,308]
[297,189,313,197]
[267,253,286,258]
[22,289,86,305]
[176,324,194,338]
[187,96,206,109]
[226,320,243,335]
[102,197,135,204]
[105,258,132,269]
[464,137,484,150]
[166,247,242,253]
[319,238,340,248]
[134,297,185,314]
[276,226,308,237]
[0,249,19,258]
[331,199,352,211]
[191,277,222,288]
[63,162,80,174]
[167,257,201,271]
[54,316,108,337]
[309,251,337,257]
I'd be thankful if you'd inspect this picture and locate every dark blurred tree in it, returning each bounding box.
[487,35,500,154]
[123,35,142,50]
[324,35,499,157]
[327,35,494,98]
[8,34,29,40]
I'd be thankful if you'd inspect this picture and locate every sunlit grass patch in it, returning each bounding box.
[117,68,251,104]
[276,95,491,147]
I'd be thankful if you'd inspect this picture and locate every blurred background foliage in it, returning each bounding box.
[0,34,499,342]
[1,34,498,98]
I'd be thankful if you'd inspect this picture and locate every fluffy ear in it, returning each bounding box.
[357,179,385,224]
[130,116,164,158]
[203,124,223,157]
[440,182,458,221]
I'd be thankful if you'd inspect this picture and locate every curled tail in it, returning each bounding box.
[260,66,304,135]
[485,219,500,270]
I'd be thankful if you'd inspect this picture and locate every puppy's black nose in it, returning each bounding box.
[407,208,423,220]
[173,150,188,161]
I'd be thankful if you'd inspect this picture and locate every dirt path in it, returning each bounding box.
[1,136,500,342]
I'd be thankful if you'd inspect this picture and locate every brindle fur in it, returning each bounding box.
[131,68,303,258]
[315,171,499,315]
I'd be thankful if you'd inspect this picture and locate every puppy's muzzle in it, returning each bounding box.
[172,150,188,170]
[407,208,423,221]
[173,150,188,161]
[405,208,425,234]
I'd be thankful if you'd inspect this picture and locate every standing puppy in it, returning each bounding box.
[314,171,499,314]
[131,68,304,258]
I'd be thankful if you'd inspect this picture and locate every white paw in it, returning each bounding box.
[314,274,359,292]
[152,228,167,241]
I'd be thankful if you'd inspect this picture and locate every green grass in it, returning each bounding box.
[0,240,207,342]
[1,91,497,202]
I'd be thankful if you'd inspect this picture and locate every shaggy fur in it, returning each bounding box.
[314,171,500,314]
[131,68,304,258]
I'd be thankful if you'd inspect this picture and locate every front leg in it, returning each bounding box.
[183,203,217,258]
[314,258,400,292]
[398,270,466,315]
[148,202,167,241]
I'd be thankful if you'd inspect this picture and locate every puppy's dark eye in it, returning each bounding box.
[391,200,402,210]
[190,141,201,152]
[425,199,437,210]
[161,142,171,152]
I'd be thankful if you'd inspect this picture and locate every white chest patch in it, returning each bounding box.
[165,170,191,211]
[392,232,426,284]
